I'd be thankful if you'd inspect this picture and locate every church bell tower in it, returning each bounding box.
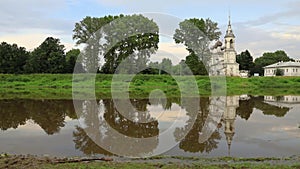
[223,15,239,76]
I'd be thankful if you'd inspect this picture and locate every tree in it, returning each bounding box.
[160,58,172,74]
[73,14,159,74]
[65,49,85,73]
[0,42,29,74]
[185,53,208,75]
[73,15,125,73]
[101,14,159,74]
[144,61,160,74]
[73,15,124,45]
[236,50,254,71]
[174,18,221,71]
[253,50,293,75]
[25,37,66,73]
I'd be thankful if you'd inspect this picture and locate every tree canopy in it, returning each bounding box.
[25,37,66,73]
[173,18,221,75]
[236,50,254,71]
[73,14,159,74]
[0,42,29,74]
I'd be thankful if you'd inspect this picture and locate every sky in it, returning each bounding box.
[0,0,300,61]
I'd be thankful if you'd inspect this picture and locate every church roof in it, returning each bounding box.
[225,16,235,38]
[264,61,300,68]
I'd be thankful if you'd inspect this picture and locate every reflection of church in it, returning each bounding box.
[220,96,239,155]
[210,17,240,76]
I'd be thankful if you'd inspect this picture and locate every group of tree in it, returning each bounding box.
[0,38,81,74]
[144,56,208,76]
[236,49,294,76]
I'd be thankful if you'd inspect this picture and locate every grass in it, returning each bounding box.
[41,162,300,169]
[1,74,300,99]
[1,155,300,169]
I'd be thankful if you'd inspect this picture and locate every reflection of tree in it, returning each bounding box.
[73,126,113,156]
[27,100,66,135]
[0,100,29,130]
[174,97,221,153]
[104,99,159,138]
[74,99,160,156]
[236,96,290,120]
[0,100,77,135]
[254,97,290,117]
[236,98,255,120]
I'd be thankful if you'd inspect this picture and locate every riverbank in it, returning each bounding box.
[1,74,300,99]
[1,154,299,169]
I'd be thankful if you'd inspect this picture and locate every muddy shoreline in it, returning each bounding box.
[1,154,300,169]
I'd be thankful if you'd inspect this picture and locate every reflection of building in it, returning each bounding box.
[222,96,239,155]
[210,16,239,76]
[264,96,300,103]
[264,61,300,76]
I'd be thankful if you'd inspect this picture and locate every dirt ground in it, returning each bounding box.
[1,154,300,169]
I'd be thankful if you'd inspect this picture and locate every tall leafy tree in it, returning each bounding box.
[73,14,159,74]
[73,15,124,45]
[185,53,208,75]
[102,14,159,74]
[174,18,221,73]
[73,15,124,72]
[25,37,66,73]
[0,42,29,74]
[236,50,254,71]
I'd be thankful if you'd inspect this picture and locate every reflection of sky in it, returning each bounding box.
[148,104,189,131]
[227,105,300,157]
[148,103,191,156]
[0,118,83,157]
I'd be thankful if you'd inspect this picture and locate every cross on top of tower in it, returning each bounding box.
[228,10,231,26]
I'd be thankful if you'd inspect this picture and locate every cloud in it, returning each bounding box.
[0,0,78,51]
[271,32,300,41]
[233,23,300,59]
[150,42,188,64]
[230,1,300,59]
[240,1,300,27]
[0,0,74,35]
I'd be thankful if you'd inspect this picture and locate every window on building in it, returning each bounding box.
[286,69,288,72]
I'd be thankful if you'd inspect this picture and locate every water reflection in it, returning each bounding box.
[0,100,77,134]
[0,96,296,157]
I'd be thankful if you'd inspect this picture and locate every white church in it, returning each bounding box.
[210,17,240,77]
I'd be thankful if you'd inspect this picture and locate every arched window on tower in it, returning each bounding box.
[230,39,234,48]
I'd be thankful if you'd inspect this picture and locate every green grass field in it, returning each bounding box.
[1,74,300,99]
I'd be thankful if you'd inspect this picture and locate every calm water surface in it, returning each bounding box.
[0,96,299,157]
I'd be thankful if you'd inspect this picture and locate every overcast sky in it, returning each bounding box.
[0,0,299,61]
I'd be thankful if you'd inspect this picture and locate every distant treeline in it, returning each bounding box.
[0,37,81,74]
